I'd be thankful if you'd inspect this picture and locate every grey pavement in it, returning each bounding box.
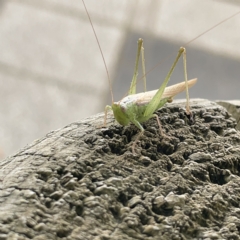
[0,0,240,159]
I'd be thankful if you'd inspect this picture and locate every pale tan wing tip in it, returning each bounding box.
[161,78,198,100]
[188,78,198,87]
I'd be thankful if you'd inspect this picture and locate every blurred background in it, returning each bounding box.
[0,0,240,159]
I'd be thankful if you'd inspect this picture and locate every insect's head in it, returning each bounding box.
[111,102,130,126]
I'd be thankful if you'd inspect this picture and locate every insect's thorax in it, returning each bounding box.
[112,95,150,126]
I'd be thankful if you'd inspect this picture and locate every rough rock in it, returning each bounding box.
[0,99,240,240]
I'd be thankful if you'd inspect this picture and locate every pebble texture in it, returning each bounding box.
[0,99,240,240]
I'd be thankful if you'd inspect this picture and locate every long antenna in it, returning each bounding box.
[82,0,114,103]
[185,10,240,46]
[82,1,240,99]
[141,10,240,84]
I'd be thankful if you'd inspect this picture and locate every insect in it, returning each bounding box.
[104,39,196,154]
[82,0,240,154]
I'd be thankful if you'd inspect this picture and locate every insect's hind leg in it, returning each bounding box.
[181,47,191,115]
[129,39,143,95]
[153,114,165,136]
[141,40,147,92]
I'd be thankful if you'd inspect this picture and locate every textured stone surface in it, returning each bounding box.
[0,99,240,239]
[1,0,240,159]
[217,100,240,131]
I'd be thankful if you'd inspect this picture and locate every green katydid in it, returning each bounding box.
[82,0,240,154]
[104,39,196,154]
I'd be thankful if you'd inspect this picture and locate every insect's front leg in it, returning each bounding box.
[104,105,112,126]
[96,105,112,129]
